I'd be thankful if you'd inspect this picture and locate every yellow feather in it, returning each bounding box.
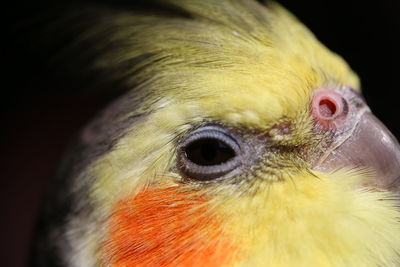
[218,170,400,266]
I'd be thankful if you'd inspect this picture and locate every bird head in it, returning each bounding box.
[34,1,400,266]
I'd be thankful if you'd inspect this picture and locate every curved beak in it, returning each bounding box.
[312,88,400,191]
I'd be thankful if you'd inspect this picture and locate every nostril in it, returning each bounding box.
[312,89,348,126]
[318,98,337,119]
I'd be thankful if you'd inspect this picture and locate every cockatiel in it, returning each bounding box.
[32,0,400,266]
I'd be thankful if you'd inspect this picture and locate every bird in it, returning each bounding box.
[32,0,400,266]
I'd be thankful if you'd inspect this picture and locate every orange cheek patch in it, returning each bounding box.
[101,186,236,266]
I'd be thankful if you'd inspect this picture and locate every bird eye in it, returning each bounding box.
[185,138,235,166]
[178,126,242,181]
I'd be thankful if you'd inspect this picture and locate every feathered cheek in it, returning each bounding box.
[101,187,237,267]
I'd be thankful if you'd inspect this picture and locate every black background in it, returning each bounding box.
[2,1,399,266]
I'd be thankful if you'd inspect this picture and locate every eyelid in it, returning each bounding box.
[181,127,241,155]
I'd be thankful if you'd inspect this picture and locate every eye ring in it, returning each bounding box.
[177,126,242,181]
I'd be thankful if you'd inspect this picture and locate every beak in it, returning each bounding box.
[311,87,400,191]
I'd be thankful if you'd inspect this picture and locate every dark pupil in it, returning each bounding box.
[185,138,235,166]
